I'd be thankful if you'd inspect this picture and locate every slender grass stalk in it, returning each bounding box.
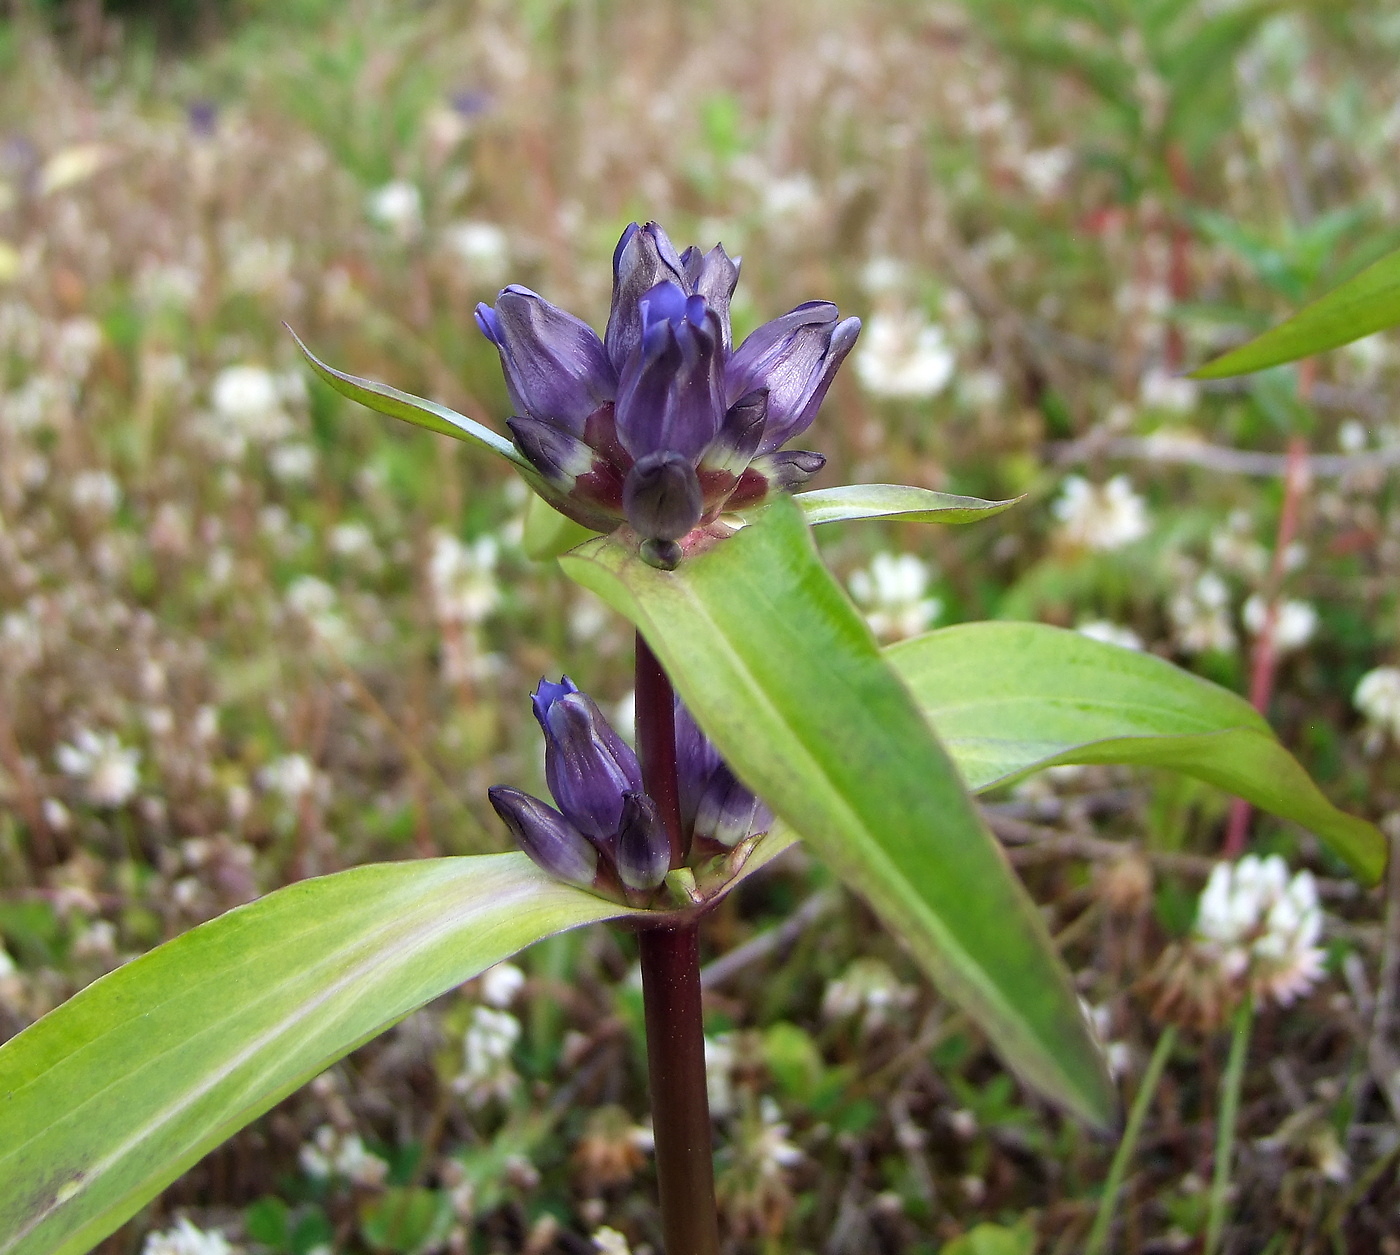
[1084,1024,1177,1255]
[634,632,721,1255]
[1205,996,1254,1255]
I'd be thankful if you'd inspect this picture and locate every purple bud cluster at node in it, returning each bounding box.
[475,222,860,567]
[489,678,769,901]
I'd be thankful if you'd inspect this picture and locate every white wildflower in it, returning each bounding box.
[141,1218,235,1255]
[6,375,68,432]
[1077,620,1143,651]
[456,1006,521,1108]
[55,318,103,379]
[848,552,941,642]
[443,220,510,284]
[69,469,121,513]
[704,1034,737,1118]
[1169,571,1236,655]
[1355,667,1400,746]
[366,181,423,241]
[1242,596,1318,654]
[1195,854,1325,1007]
[56,729,140,807]
[269,442,317,483]
[1052,475,1150,551]
[761,172,821,223]
[1019,146,1073,198]
[211,365,290,442]
[286,575,351,650]
[1210,509,1269,579]
[428,532,500,627]
[298,1125,389,1187]
[859,255,905,296]
[821,957,916,1033]
[1086,1003,1131,1080]
[1338,420,1367,453]
[1139,368,1199,414]
[479,962,526,1008]
[750,1097,803,1174]
[258,754,321,803]
[591,1228,632,1255]
[854,308,955,399]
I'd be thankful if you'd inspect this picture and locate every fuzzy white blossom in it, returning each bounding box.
[298,1125,389,1187]
[269,442,317,483]
[70,469,121,513]
[704,1034,737,1118]
[1355,667,1400,746]
[854,309,955,399]
[748,1097,803,1175]
[1243,595,1318,654]
[443,220,510,284]
[367,181,423,240]
[428,532,501,627]
[56,729,140,807]
[141,1218,236,1255]
[211,365,291,443]
[848,552,941,642]
[1077,620,1143,651]
[591,1228,632,1255]
[456,1006,521,1108]
[1195,855,1324,1007]
[257,753,321,803]
[479,962,526,1008]
[1052,475,1150,551]
[821,957,916,1033]
[1169,571,1236,655]
[1139,368,1199,414]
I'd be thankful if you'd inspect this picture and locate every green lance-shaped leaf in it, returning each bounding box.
[792,484,1022,527]
[887,622,1386,884]
[0,855,636,1255]
[1192,242,1400,378]
[560,496,1115,1127]
[287,326,529,467]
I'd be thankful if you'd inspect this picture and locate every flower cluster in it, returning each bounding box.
[489,678,770,902]
[476,222,860,567]
[1151,854,1324,1031]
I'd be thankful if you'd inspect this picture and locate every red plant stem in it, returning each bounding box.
[634,631,720,1255]
[1223,437,1311,857]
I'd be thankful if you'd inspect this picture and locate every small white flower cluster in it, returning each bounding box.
[428,532,501,627]
[298,1125,390,1187]
[455,1005,522,1109]
[141,1217,236,1255]
[1194,854,1325,1008]
[1169,570,1236,655]
[747,1096,803,1177]
[1052,475,1150,552]
[704,1033,737,1119]
[478,961,525,1008]
[56,729,141,808]
[847,552,941,642]
[1076,620,1143,651]
[591,1227,632,1255]
[821,957,916,1034]
[1242,595,1318,655]
[443,220,510,284]
[853,308,955,400]
[1355,667,1400,749]
[366,180,423,241]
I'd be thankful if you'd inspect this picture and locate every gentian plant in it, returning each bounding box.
[0,223,1387,1255]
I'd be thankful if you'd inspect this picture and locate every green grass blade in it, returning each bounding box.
[1192,243,1400,377]
[560,498,1115,1128]
[888,622,1386,883]
[0,856,634,1255]
[792,484,1022,527]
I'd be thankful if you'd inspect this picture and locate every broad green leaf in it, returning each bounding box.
[792,484,1021,527]
[0,856,633,1255]
[521,491,599,561]
[888,622,1386,884]
[287,326,528,467]
[561,496,1115,1127]
[1192,242,1400,378]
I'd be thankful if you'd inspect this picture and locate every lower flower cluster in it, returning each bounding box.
[489,677,771,905]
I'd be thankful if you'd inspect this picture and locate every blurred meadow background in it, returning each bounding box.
[3,0,1400,1251]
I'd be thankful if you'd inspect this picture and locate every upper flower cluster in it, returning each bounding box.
[489,677,771,903]
[475,222,860,567]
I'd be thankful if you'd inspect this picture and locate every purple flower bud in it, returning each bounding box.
[475,287,615,435]
[533,677,643,848]
[506,415,596,490]
[727,305,862,454]
[488,786,598,886]
[724,449,827,511]
[615,282,727,464]
[615,790,670,891]
[623,450,705,541]
[680,243,741,351]
[692,762,771,848]
[700,389,768,479]
[606,223,688,374]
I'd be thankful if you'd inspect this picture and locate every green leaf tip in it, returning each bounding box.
[1191,242,1400,378]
